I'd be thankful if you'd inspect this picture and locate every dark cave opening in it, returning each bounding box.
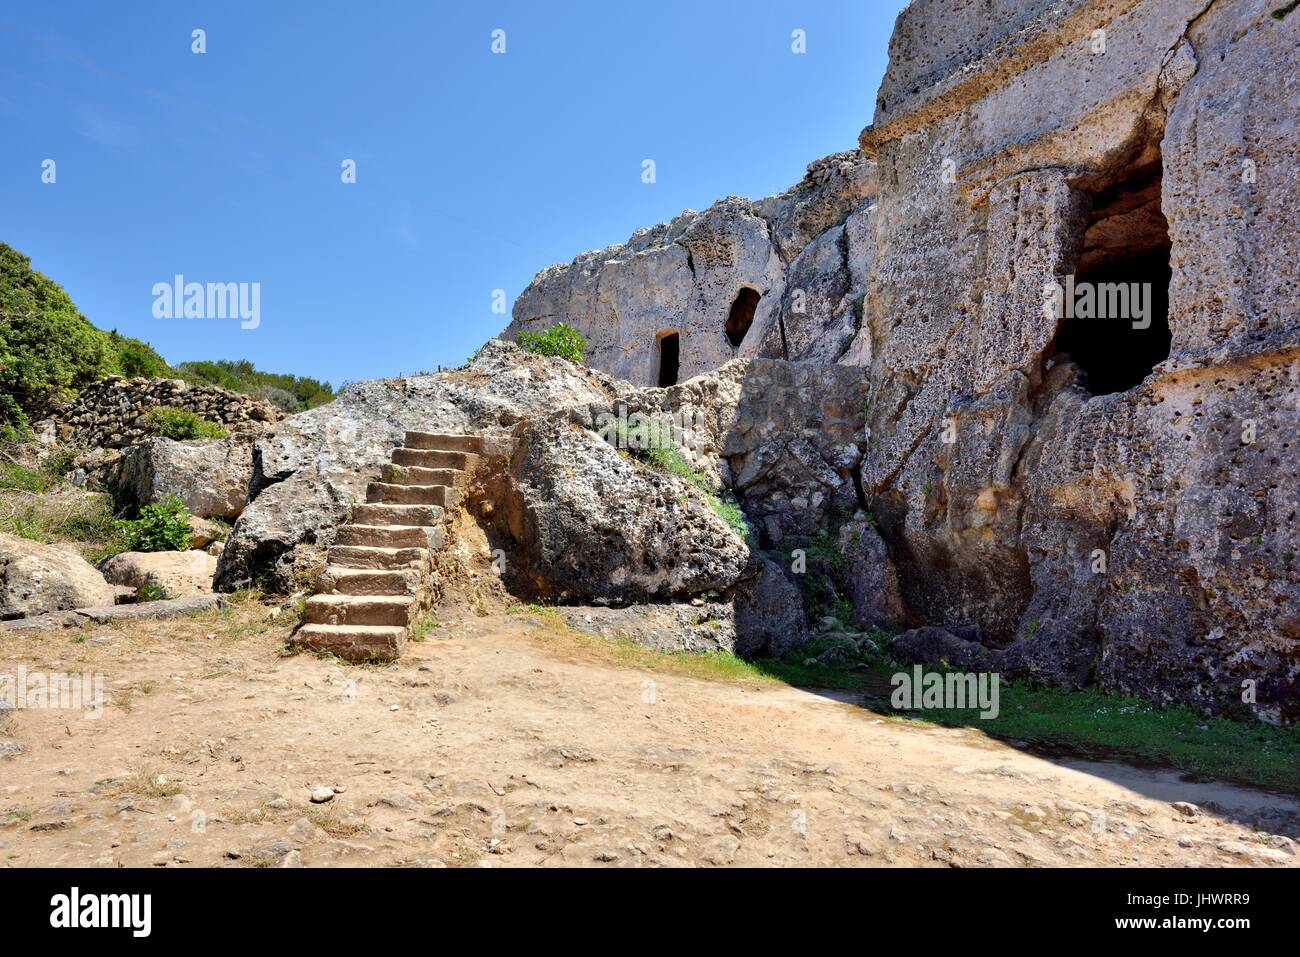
[725,287,761,348]
[657,331,680,387]
[1052,160,1173,396]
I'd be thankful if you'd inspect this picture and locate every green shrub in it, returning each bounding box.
[117,494,192,552]
[515,323,587,364]
[136,581,172,602]
[0,448,79,494]
[145,406,228,441]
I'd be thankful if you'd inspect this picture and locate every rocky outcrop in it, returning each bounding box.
[98,550,218,599]
[850,0,1299,721]
[51,376,282,449]
[497,0,1298,722]
[0,533,116,617]
[215,341,635,592]
[837,519,905,630]
[108,434,255,518]
[506,151,877,385]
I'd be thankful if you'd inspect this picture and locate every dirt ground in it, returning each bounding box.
[1,600,1296,868]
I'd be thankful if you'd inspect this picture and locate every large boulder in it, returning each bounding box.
[837,519,905,629]
[889,626,1000,673]
[112,434,255,518]
[98,550,218,599]
[494,417,750,602]
[732,555,809,657]
[0,533,116,617]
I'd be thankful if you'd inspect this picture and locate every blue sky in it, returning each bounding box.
[0,0,907,387]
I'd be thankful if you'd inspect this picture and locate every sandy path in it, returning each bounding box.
[1,605,1296,868]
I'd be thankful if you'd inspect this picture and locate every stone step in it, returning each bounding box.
[294,624,406,662]
[381,464,467,488]
[391,447,478,471]
[303,594,416,627]
[327,545,430,570]
[318,567,420,596]
[366,482,459,508]
[335,524,437,549]
[350,502,444,527]
[404,432,482,454]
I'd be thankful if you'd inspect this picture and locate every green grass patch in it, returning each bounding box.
[751,649,1300,795]
[145,406,228,440]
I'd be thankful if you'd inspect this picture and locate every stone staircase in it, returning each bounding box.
[294,431,481,661]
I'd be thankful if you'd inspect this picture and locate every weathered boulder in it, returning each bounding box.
[889,626,1000,673]
[494,417,750,602]
[837,519,905,629]
[0,533,116,617]
[111,434,254,518]
[732,555,809,658]
[98,550,217,599]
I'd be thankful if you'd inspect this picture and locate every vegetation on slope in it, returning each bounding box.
[0,242,333,439]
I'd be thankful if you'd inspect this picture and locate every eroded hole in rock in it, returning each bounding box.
[1053,159,1172,396]
[657,331,680,387]
[725,287,761,348]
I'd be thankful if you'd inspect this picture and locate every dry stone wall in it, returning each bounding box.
[52,377,282,449]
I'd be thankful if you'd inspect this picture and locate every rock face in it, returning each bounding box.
[98,550,218,599]
[854,0,1299,722]
[0,533,116,617]
[505,152,877,385]
[492,417,750,602]
[52,376,281,449]
[110,434,254,518]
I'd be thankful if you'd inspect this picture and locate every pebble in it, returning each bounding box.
[309,787,335,804]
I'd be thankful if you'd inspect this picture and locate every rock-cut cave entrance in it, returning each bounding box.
[1051,157,1172,396]
[725,287,761,348]
[657,330,680,387]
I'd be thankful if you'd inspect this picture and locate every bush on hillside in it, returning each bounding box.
[515,323,587,364]
[146,406,228,440]
[0,243,173,430]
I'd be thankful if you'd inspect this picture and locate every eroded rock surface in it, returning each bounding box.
[0,533,116,618]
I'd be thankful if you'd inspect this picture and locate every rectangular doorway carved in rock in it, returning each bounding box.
[1053,156,1173,395]
[657,330,680,387]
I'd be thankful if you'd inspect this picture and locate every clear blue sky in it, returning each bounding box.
[0,0,907,387]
